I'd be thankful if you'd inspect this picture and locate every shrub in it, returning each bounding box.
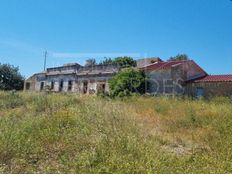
[0,63,24,90]
[109,68,146,97]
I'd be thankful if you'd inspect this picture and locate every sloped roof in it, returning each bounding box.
[194,75,232,83]
[25,71,46,81]
[140,60,208,82]
[140,60,206,72]
[140,60,187,70]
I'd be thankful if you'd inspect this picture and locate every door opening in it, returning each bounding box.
[40,82,44,91]
[83,81,88,94]
[196,87,204,98]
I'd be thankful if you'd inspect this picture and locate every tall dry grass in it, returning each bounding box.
[0,91,232,173]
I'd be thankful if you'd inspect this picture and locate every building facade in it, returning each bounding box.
[186,75,232,98]
[24,63,120,94]
[24,59,232,98]
[140,60,208,96]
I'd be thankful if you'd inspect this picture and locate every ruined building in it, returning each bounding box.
[24,58,232,98]
[140,58,232,98]
[24,63,120,94]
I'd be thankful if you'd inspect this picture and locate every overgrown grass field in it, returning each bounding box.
[0,92,232,173]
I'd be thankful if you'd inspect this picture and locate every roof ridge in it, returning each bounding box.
[140,61,165,68]
[194,74,232,83]
[207,74,232,76]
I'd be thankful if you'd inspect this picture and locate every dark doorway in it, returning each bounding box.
[59,80,63,91]
[40,82,44,91]
[68,80,73,91]
[83,81,88,94]
[51,81,54,90]
[26,82,30,90]
[102,84,106,92]
[97,83,106,94]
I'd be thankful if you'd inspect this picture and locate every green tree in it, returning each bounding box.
[99,57,113,65]
[0,63,24,90]
[85,59,97,66]
[113,56,136,68]
[168,54,189,61]
[109,68,146,97]
[100,56,136,68]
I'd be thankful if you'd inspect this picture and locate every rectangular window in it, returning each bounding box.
[26,82,30,90]
[68,80,73,91]
[40,82,44,91]
[59,80,63,91]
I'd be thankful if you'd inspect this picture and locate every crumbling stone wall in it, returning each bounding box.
[24,63,119,94]
[25,72,113,94]
[23,75,37,91]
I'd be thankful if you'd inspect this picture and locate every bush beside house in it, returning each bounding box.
[109,68,146,97]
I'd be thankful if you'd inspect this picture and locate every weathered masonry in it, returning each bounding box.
[140,59,207,96]
[186,75,232,98]
[25,58,232,98]
[24,63,120,94]
[139,59,232,98]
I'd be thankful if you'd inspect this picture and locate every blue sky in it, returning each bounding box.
[0,0,232,77]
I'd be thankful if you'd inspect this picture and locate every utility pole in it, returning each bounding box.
[44,51,47,71]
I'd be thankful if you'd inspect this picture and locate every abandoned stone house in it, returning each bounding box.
[24,58,232,98]
[140,58,232,98]
[24,63,120,94]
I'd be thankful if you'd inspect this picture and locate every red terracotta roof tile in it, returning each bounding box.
[140,60,189,70]
[194,75,232,82]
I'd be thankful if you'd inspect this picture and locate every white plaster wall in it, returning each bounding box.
[35,82,41,91]
[89,82,97,91]
[105,82,110,92]
[54,82,60,92]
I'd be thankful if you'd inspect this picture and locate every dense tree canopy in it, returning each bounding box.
[109,68,146,97]
[168,54,189,61]
[85,59,97,66]
[113,56,136,68]
[99,57,113,65]
[0,63,24,90]
[100,56,136,68]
